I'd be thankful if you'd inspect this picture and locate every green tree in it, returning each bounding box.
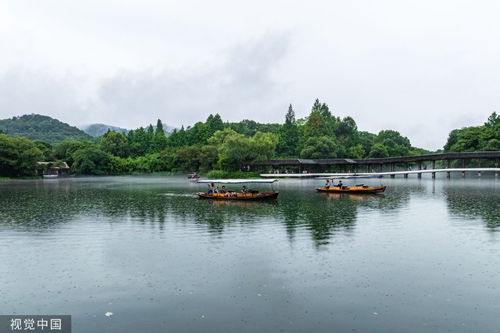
[100,131,130,157]
[155,119,165,136]
[374,130,411,156]
[54,140,87,165]
[146,125,155,152]
[71,146,111,175]
[128,127,148,155]
[483,138,500,151]
[336,116,358,146]
[303,110,330,139]
[300,136,339,159]
[443,129,460,152]
[0,134,43,177]
[447,127,482,152]
[216,131,277,171]
[208,128,239,146]
[356,131,376,157]
[153,119,168,152]
[444,113,500,152]
[217,132,252,171]
[250,132,278,161]
[277,104,299,156]
[348,144,365,158]
[485,112,499,128]
[34,141,53,160]
[206,114,224,135]
[166,126,188,148]
[368,143,389,158]
[199,145,219,171]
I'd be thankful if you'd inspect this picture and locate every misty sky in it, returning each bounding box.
[1,0,499,150]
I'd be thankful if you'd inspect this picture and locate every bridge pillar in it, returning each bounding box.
[404,173,408,178]
[391,174,395,178]
[447,171,451,178]
[432,160,436,169]
[418,173,422,178]
[447,160,451,168]
[432,172,436,179]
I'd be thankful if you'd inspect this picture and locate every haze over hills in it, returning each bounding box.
[0,114,93,146]
[81,123,129,137]
[81,122,175,137]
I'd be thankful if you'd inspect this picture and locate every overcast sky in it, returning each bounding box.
[1,0,499,150]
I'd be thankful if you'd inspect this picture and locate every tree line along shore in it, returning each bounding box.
[0,100,498,178]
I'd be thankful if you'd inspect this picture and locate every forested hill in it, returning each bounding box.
[82,123,129,137]
[0,114,93,146]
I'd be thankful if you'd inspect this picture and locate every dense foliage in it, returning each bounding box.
[0,134,43,177]
[443,112,500,152]
[0,114,93,145]
[1,102,497,177]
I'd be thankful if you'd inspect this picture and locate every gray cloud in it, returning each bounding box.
[1,0,500,150]
[0,33,290,130]
[94,32,290,127]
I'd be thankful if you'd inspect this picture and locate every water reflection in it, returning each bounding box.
[444,184,500,229]
[0,178,429,246]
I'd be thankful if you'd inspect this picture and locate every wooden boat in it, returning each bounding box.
[316,184,386,194]
[196,179,279,201]
[187,172,200,179]
[197,191,278,200]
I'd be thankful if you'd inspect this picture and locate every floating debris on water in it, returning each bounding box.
[105,312,113,317]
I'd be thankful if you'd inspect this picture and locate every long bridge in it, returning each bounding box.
[253,151,500,178]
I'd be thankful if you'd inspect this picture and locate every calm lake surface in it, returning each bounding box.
[1,176,499,333]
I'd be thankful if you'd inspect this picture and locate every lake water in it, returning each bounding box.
[0,176,499,333]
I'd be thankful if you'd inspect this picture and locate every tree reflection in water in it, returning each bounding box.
[0,178,421,247]
[444,184,500,229]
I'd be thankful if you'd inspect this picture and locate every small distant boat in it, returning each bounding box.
[316,184,386,194]
[196,179,279,201]
[187,172,200,179]
[43,174,59,179]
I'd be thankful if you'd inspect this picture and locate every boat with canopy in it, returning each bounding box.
[315,177,386,194]
[196,179,279,200]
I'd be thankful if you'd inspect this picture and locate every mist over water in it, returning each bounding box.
[0,176,499,332]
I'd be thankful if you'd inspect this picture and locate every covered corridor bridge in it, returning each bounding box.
[252,151,500,178]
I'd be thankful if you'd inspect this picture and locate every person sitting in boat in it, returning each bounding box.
[208,183,217,194]
[241,185,248,193]
[338,180,343,189]
[219,186,227,194]
[325,179,331,189]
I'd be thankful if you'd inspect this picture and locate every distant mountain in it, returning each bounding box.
[0,114,94,146]
[82,123,129,137]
